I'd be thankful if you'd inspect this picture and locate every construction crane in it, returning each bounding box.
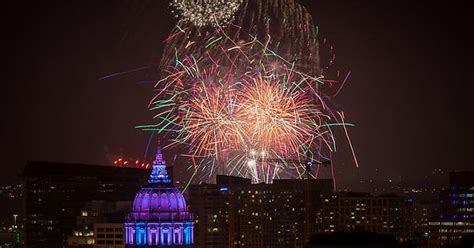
[261,151,331,179]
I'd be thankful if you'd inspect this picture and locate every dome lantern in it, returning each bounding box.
[148,145,171,184]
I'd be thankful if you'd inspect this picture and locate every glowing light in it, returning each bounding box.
[172,0,243,28]
[111,157,150,169]
[247,159,256,167]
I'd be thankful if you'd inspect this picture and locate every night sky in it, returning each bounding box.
[3,0,473,185]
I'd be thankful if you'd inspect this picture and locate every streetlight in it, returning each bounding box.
[13,214,18,229]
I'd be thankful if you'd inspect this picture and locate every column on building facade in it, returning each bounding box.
[125,225,129,244]
[147,225,152,246]
[132,227,135,244]
[172,224,182,245]
[137,224,148,245]
[149,223,160,245]
[182,223,193,244]
[160,226,168,245]
[126,225,135,245]
[158,224,162,245]
[164,226,172,245]
[179,225,184,244]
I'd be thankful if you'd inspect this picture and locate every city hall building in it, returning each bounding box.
[125,146,194,247]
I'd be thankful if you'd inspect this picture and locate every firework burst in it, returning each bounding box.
[138,33,344,183]
[137,0,357,184]
[237,76,325,157]
[180,82,242,159]
[171,0,243,28]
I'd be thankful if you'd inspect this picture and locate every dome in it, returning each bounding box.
[132,186,187,213]
[126,145,193,223]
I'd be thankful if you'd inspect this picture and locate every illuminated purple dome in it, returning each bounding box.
[128,186,191,222]
[125,145,194,246]
[132,187,187,214]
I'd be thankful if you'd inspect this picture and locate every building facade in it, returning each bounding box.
[314,192,415,241]
[94,223,125,248]
[429,171,474,246]
[125,146,194,247]
[189,175,333,247]
[21,161,149,248]
[67,200,131,247]
[189,177,419,247]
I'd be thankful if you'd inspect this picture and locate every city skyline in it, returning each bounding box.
[2,1,474,247]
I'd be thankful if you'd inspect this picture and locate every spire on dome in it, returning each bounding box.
[155,144,164,163]
[148,143,171,184]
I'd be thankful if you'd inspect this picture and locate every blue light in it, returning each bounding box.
[135,224,147,245]
[407,198,413,203]
[219,187,229,192]
[148,146,171,184]
[184,224,192,245]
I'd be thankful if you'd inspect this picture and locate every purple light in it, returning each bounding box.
[148,145,171,184]
[125,144,194,246]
